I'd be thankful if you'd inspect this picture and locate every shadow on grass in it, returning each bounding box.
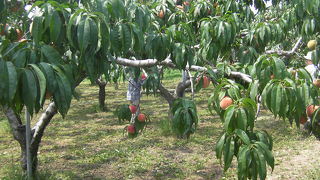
[151,161,185,179]
[255,113,311,140]
[1,163,83,180]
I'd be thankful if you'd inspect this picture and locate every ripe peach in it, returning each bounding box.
[141,73,147,80]
[220,96,233,110]
[129,105,137,114]
[306,105,319,117]
[127,125,135,134]
[138,113,146,122]
[202,76,210,88]
[158,10,165,19]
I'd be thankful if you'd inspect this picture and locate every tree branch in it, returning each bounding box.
[31,102,57,145]
[158,83,176,107]
[30,73,89,144]
[175,80,192,98]
[115,57,252,83]
[187,69,195,100]
[3,107,25,144]
[96,77,107,86]
[229,72,253,83]
[115,57,159,67]
[266,37,302,56]
[115,57,208,72]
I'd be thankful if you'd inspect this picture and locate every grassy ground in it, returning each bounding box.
[1,70,320,180]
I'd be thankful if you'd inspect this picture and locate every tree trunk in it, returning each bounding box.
[4,102,57,175]
[99,84,106,111]
[179,70,188,97]
[175,80,191,98]
[158,83,176,108]
[20,143,38,173]
[96,79,107,112]
[158,83,178,119]
[114,82,119,90]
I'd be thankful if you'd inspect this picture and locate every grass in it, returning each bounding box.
[1,69,320,179]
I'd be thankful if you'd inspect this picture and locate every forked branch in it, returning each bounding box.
[266,37,302,56]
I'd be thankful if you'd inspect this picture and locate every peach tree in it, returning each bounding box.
[1,0,320,179]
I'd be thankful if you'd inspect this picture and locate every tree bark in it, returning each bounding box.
[96,79,107,111]
[266,37,302,56]
[4,108,28,171]
[114,82,119,90]
[115,57,252,83]
[4,103,57,174]
[158,83,176,108]
[158,83,176,119]
[175,80,192,98]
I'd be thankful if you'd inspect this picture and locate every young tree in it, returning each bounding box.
[96,76,108,111]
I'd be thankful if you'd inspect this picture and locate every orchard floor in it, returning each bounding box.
[1,71,320,180]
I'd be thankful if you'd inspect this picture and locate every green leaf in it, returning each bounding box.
[249,80,259,100]
[227,87,240,100]
[255,142,275,171]
[120,23,132,53]
[0,0,5,14]
[173,43,187,69]
[216,21,224,39]
[88,17,99,52]
[279,87,288,118]
[110,25,121,54]
[215,133,226,159]
[237,145,249,180]
[304,19,309,35]
[132,24,144,53]
[270,84,279,115]
[0,61,18,104]
[254,148,267,180]
[310,19,315,34]
[29,64,47,105]
[223,136,234,171]
[52,66,72,117]
[39,63,57,92]
[251,150,258,180]
[109,0,125,18]
[44,4,54,29]
[224,105,235,132]
[273,58,286,79]
[50,11,62,43]
[77,16,90,52]
[259,26,265,42]
[261,79,272,99]
[235,129,250,145]
[224,23,232,44]
[41,45,63,64]
[6,62,18,103]
[275,84,282,116]
[171,98,198,137]
[67,10,84,48]
[12,49,27,68]
[22,69,38,115]
[236,108,247,131]
[31,16,44,44]
[297,68,312,82]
